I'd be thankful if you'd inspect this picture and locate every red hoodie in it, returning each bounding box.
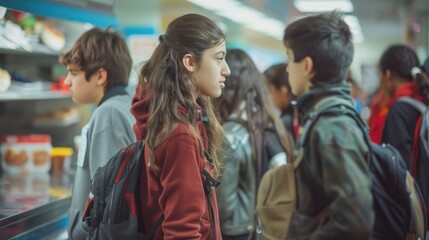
[368,90,389,144]
[131,85,222,240]
[369,83,424,144]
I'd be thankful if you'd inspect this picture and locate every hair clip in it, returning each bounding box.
[158,34,164,42]
[411,66,422,78]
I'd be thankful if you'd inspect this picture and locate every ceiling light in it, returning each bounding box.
[187,0,285,40]
[294,0,354,12]
[344,15,364,43]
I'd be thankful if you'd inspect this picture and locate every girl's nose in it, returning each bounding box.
[223,63,231,77]
[64,76,71,86]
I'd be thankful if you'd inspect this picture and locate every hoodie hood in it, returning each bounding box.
[131,84,151,140]
[131,84,206,140]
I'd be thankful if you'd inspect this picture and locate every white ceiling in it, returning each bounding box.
[159,0,429,50]
[155,0,429,84]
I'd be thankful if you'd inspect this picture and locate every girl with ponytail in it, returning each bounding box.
[379,45,424,168]
[131,13,230,239]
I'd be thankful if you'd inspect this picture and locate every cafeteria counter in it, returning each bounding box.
[0,173,72,239]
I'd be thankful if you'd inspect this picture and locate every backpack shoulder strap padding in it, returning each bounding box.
[297,97,364,151]
[397,97,426,114]
[296,97,370,164]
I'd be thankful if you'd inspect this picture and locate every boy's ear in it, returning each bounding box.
[303,56,315,78]
[96,68,107,87]
[280,86,289,94]
[183,54,196,72]
[384,69,392,80]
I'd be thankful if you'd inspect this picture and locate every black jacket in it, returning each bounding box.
[382,100,421,169]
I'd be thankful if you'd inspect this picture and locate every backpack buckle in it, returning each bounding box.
[201,169,221,189]
[84,216,99,227]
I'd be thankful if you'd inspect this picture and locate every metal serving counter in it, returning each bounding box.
[0,173,72,239]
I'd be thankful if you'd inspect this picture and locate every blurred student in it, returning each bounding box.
[264,63,297,139]
[216,49,293,240]
[60,28,135,239]
[131,14,230,239]
[346,69,367,113]
[368,88,390,144]
[379,45,424,167]
[283,11,373,239]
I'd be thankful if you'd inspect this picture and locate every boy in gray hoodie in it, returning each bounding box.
[59,27,135,239]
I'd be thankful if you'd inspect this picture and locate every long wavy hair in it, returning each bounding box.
[217,49,293,162]
[138,14,224,177]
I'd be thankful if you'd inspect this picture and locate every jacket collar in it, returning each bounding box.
[98,86,128,107]
[296,83,353,125]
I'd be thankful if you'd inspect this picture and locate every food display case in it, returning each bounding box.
[0,0,119,238]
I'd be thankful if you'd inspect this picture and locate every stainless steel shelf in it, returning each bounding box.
[0,91,71,102]
[33,115,81,128]
[0,46,59,57]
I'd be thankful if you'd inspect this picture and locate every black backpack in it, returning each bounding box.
[81,140,162,240]
[304,98,427,240]
[81,140,220,240]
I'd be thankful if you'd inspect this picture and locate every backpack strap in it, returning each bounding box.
[396,97,428,176]
[201,151,221,240]
[296,97,371,164]
[397,97,426,114]
[297,97,358,147]
[140,215,164,240]
[253,130,265,187]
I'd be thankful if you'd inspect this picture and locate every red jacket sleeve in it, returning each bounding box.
[157,133,207,239]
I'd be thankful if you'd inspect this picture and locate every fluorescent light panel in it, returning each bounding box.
[187,0,285,40]
[344,15,364,43]
[294,0,354,12]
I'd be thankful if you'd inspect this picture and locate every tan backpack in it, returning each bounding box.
[256,154,302,239]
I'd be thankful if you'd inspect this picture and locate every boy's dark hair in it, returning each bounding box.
[283,11,353,87]
[59,27,132,90]
[263,63,291,92]
[379,44,419,82]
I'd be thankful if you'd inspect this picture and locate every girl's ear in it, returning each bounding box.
[183,54,196,72]
[96,68,108,87]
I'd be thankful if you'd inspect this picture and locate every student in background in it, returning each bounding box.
[215,49,293,240]
[368,88,390,144]
[60,27,135,239]
[283,11,373,239]
[264,63,297,140]
[346,69,367,113]
[131,14,230,239]
[379,45,424,167]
